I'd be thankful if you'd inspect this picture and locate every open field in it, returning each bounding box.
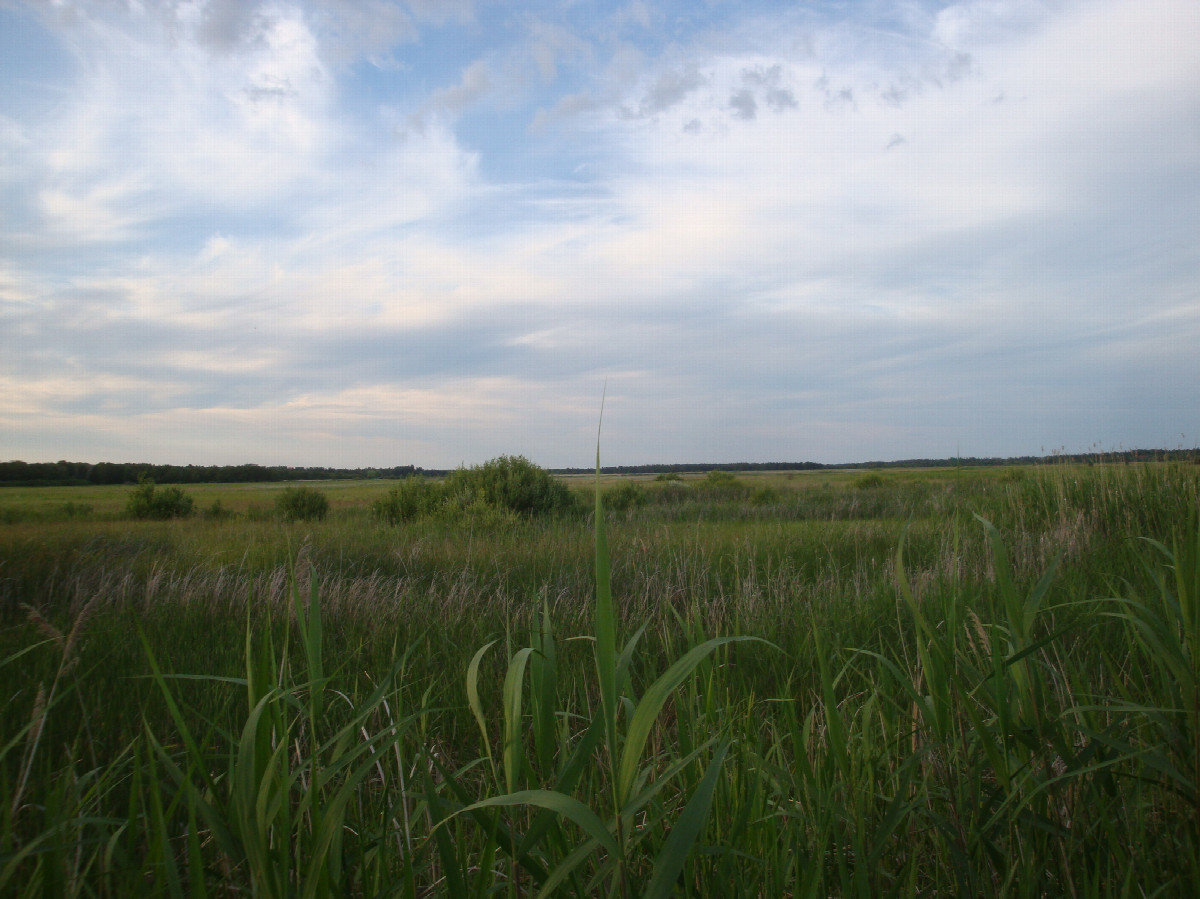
[2,461,1199,896]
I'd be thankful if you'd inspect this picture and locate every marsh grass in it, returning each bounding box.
[1,462,1198,894]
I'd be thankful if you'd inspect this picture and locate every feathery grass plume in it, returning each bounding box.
[21,603,64,651]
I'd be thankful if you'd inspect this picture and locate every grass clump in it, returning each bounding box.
[125,475,194,519]
[60,502,93,520]
[202,499,236,521]
[275,485,329,522]
[853,471,886,489]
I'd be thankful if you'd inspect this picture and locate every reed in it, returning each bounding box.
[1,461,1198,894]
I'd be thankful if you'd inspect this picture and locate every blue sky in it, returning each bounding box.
[1,0,1197,468]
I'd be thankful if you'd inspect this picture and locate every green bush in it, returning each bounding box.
[374,457,575,525]
[604,481,649,513]
[373,476,445,524]
[696,469,746,501]
[438,487,521,528]
[126,476,194,519]
[276,486,329,522]
[442,455,576,518]
[853,472,886,489]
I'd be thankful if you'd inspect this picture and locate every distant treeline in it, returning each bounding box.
[555,449,1198,476]
[1,449,1195,488]
[825,449,1199,470]
[0,460,431,488]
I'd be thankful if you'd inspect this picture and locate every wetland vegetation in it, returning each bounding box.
[2,458,1198,896]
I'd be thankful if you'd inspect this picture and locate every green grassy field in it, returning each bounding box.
[2,461,1198,896]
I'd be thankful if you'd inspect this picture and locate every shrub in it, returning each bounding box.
[126,476,194,519]
[375,457,576,525]
[442,455,576,518]
[604,481,649,513]
[373,477,445,525]
[276,486,329,522]
[438,488,521,528]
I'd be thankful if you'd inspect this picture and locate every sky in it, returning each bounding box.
[1,0,1197,469]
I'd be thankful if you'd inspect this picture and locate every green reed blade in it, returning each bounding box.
[617,636,767,805]
[502,646,535,793]
[643,740,731,899]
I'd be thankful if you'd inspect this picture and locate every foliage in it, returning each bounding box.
[374,458,575,526]
[853,471,886,489]
[125,475,195,519]
[603,480,649,512]
[443,455,577,517]
[437,485,522,528]
[4,463,1200,895]
[372,476,444,524]
[446,447,763,897]
[275,486,329,522]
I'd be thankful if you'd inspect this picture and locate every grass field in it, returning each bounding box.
[2,460,1198,896]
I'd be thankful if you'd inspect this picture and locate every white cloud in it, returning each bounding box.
[428,59,491,115]
[933,0,1051,49]
[1,0,1197,466]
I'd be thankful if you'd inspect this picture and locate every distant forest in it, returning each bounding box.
[1,449,1196,488]
[0,461,426,488]
[552,449,1198,476]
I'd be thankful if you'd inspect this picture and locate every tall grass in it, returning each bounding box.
[1,462,1198,894]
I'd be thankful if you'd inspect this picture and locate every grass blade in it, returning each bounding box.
[617,636,767,805]
[643,740,731,899]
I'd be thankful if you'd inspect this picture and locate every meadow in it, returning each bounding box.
[1,459,1198,896]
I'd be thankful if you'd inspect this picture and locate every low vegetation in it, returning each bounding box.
[1,458,1198,895]
[275,485,330,522]
[125,475,195,519]
[374,455,577,525]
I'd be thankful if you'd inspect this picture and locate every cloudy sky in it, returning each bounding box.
[1,0,1197,469]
